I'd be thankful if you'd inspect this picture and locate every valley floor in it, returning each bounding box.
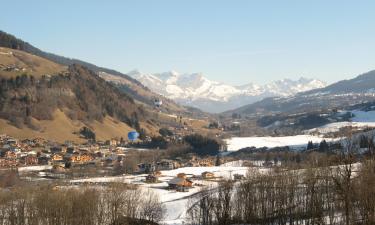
[70,164,251,225]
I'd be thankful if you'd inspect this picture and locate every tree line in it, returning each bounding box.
[187,136,375,225]
[0,183,164,225]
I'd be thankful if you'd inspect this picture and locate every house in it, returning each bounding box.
[24,154,38,165]
[109,138,119,146]
[146,174,159,183]
[233,174,245,180]
[202,171,215,179]
[38,156,49,165]
[137,163,156,173]
[198,159,214,167]
[168,177,193,192]
[51,154,64,162]
[0,158,17,167]
[156,159,176,170]
[70,153,94,163]
[21,139,35,146]
[5,138,18,146]
[5,151,17,159]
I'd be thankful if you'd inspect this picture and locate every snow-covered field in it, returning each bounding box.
[70,165,250,225]
[18,165,52,172]
[309,110,375,134]
[226,110,375,152]
[225,135,331,151]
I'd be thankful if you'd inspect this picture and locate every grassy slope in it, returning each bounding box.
[0,47,66,78]
[0,49,158,142]
[0,109,136,143]
[0,48,215,142]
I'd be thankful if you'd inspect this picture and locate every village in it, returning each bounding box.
[0,133,252,224]
[0,133,249,193]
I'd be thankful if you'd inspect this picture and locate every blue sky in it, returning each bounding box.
[1,0,374,85]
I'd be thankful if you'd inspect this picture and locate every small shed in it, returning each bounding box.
[201,171,215,179]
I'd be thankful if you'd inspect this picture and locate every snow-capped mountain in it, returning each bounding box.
[128,70,326,113]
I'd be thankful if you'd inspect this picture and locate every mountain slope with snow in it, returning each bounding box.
[229,70,375,117]
[128,70,326,113]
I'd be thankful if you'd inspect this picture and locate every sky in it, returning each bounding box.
[1,0,374,85]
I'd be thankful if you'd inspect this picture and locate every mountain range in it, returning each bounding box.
[128,70,326,113]
[228,70,375,117]
[2,30,375,141]
[0,31,203,117]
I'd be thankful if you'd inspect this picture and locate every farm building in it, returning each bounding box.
[201,171,215,179]
[168,177,193,192]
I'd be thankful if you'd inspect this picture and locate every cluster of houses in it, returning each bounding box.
[137,154,222,174]
[0,63,27,73]
[0,134,246,193]
[0,134,132,170]
[0,134,226,174]
[145,170,244,192]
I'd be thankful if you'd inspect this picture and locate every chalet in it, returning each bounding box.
[60,146,68,153]
[145,174,159,183]
[51,154,64,162]
[70,153,94,163]
[109,138,119,146]
[21,139,35,146]
[5,138,18,146]
[156,159,176,170]
[38,156,49,165]
[0,158,17,167]
[138,163,156,173]
[24,154,38,165]
[5,151,17,159]
[168,177,193,192]
[202,171,215,179]
[233,174,245,180]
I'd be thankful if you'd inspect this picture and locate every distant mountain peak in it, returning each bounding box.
[128,70,326,113]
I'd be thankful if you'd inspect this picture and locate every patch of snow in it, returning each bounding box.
[18,165,52,172]
[225,135,332,151]
[308,110,375,134]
